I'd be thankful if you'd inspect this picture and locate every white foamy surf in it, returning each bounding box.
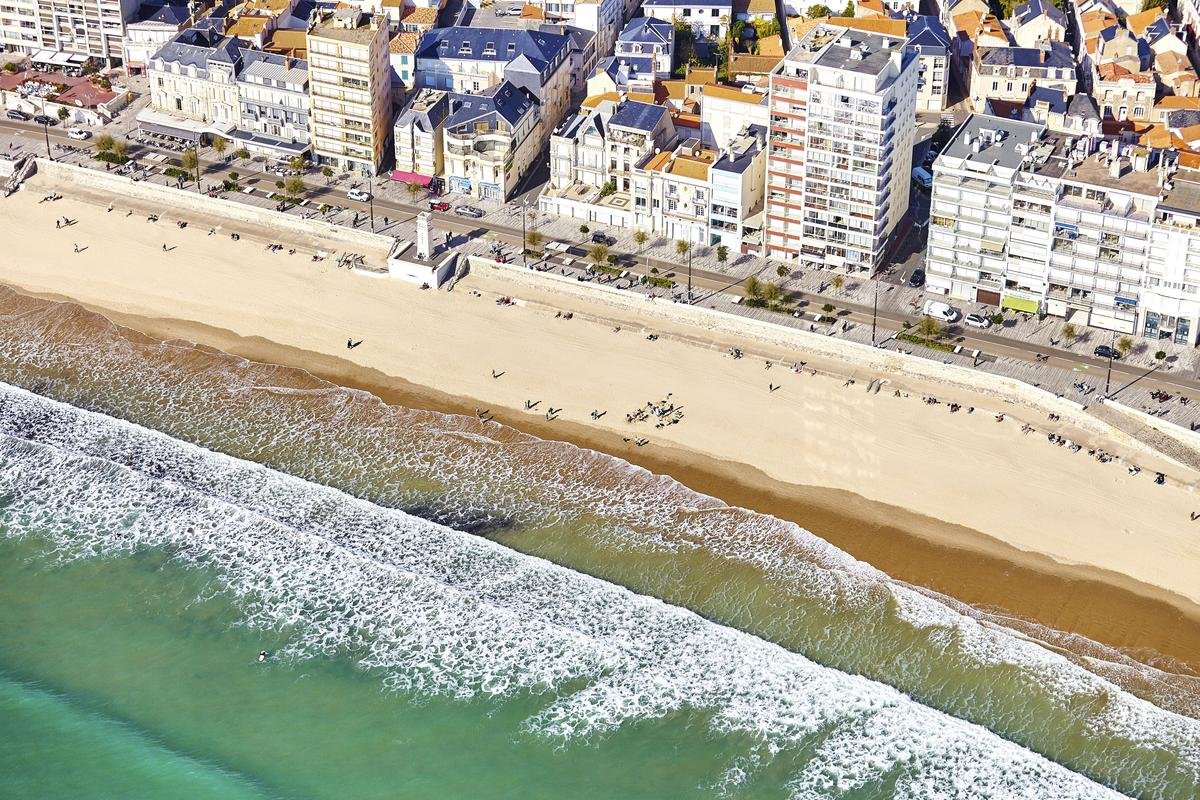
[0,383,1190,798]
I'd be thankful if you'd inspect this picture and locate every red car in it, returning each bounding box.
[429,200,450,211]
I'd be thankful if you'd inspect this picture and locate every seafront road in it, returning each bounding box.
[3,118,1198,412]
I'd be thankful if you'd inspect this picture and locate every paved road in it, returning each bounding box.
[5,118,1198,400]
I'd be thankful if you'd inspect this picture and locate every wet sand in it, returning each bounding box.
[3,180,1200,684]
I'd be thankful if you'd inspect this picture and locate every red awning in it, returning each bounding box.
[390,170,432,186]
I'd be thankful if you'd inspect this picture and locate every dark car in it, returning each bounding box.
[591,232,616,246]
[429,200,450,211]
[5,109,29,121]
[1094,345,1121,360]
[908,268,926,288]
[33,114,56,126]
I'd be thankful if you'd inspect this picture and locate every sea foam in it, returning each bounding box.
[0,383,1143,799]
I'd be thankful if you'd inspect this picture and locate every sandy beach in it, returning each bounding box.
[4,176,1200,672]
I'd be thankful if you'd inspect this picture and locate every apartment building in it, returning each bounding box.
[614,16,673,78]
[927,113,1200,344]
[906,15,950,113]
[145,28,242,133]
[2,0,143,64]
[391,87,449,183]
[642,0,730,40]
[525,0,623,63]
[765,24,918,271]
[699,82,768,149]
[633,138,717,245]
[306,8,391,176]
[969,41,1075,108]
[123,1,191,74]
[442,81,540,200]
[233,49,309,157]
[1008,0,1066,48]
[415,27,572,133]
[709,124,767,255]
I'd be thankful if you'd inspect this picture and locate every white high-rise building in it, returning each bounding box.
[927,112,1200,345]
[0,0,141,64]
[765,24,918,272]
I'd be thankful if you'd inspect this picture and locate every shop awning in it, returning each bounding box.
[1001,295,1039,314]
[390,170,432,186]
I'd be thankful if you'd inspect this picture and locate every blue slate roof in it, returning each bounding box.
[1013,0,1066,30]
[906,15,949,51]
[1144,16,1173,45]
[609,100,669,132]
[643,0,731,6]
[618,17,674,45]
[418,26,569,74]
[1025,85,1067,114]
[1066,92,1099,120]
[1167,109,1200,129]
[136,2,190,25]
[445,81,537,130]
[596,55,655,84]
[979,41,1073,70]
[152,28,241,75]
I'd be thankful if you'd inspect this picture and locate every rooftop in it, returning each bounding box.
[418,26,570,72]
[701,82,768,105]
[1068,149,1165,196]
[310,11,383,44]
[1160,173,1200,216]
[389,31,420,54]
[978,41,1073,69]
[618,16,674,45]
[713,124,765,174]
[941,113,1049,172]
[784,25,907,76]
[609,99,669,132]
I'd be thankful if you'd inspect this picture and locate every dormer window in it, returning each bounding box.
[507,43,516,54]
[459,42,472,54]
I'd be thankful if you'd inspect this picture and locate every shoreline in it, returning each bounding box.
[11,287,1200,676]
[3,175,1200,680]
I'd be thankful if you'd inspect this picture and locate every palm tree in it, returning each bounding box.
[321,165,334,183]
[634,229,648,253]
[234,147,250,161]
[917,315,942,339]
[715,244,729,269]
[1062,323,1077,347]
[526,230,544,252]
[588,243,609,268]
[406,181,423,202]
[288,155,307,172]
[831,275,845,293]
[674,239,690,259]
[744,275,762,300]
[674,239,692,301]
[1116,336,1134,356]
[579,224,590,240]
[211,136,227,161]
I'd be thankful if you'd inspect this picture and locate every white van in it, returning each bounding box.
[911,166,933,189]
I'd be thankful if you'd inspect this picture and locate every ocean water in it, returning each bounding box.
[0,288,1198,799]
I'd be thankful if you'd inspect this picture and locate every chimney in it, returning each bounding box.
[1109,157,1122,180]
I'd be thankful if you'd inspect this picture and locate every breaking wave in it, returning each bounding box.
[0,384,1147,798]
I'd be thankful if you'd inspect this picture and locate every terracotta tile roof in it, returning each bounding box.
[581,91,620,108]
[400,6,438,24]
[732,0,776,12]
[1081,10,1117,35]
[1125,9,1161,35]
[642,150,672,172]
[389,31,420,54]
[1156,96,1200,110]
[264,29,308,58]
[788,16,825,42]
[227,16,269,36]
[520,3,545,19]
[827,16,907,36]
[1097,62,1153,83]
[702,82,767,104]
[756,34,784,56]
[672,111,701,128]
[1180,124,1200,144]
[684,66,716,85]
[658,78,686,99]
[857,0,886,16]
[727,53,784,75]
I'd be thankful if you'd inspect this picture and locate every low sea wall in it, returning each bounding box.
[468,256,1168,448]
[30,158,395,264]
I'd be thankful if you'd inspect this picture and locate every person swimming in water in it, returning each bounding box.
[258,650,268,663]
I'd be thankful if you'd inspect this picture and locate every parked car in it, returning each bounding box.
[922,299,960,323]
[454,205,484,218]
[33,114,56,126]
[964,313,992,329]
[1094,345,1121,360]
[429,200,450,211]
[591,231,616,246]
[908,268,925,288]
[5,109,29,121]
[346,188,371,202]
[504,5,524,14]
[67,127,90,140]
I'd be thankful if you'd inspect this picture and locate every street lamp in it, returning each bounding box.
[871,280,879,346]
[521,198,529,268]
[368,191,375,232]
[39,99,52,161]
[1104,330,1116,395]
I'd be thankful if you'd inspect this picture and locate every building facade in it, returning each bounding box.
[927,113,1200,344]
[765,24,918,271]
[306,8,391,176]
[442,81,540,200]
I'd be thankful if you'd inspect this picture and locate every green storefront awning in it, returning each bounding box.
[1002,295,1039,314]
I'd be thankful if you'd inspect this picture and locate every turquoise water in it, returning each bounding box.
[0,289,1198,798]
